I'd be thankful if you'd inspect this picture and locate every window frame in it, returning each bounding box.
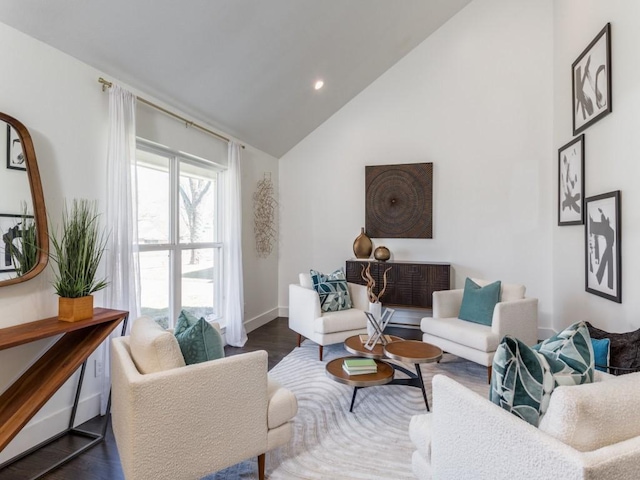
[135,138,225,327]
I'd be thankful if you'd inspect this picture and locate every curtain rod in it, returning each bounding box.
[98,77,244,148]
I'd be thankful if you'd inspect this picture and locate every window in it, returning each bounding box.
[136,140,224,328]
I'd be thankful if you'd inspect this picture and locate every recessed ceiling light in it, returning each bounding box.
[314,80,324,90]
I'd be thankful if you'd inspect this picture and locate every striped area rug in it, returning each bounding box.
[209,340,489,480]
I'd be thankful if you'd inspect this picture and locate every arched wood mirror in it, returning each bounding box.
[0,112,48,286]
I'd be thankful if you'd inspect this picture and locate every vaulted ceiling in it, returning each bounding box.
[0,0,472,157]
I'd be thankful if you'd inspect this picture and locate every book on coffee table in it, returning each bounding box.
[342,358,377,375]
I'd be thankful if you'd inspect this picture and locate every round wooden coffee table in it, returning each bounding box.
[344,334,404,359]
[384,340,442,411]
[326,357,394,412]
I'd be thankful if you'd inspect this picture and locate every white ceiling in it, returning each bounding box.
[0,0,471,157]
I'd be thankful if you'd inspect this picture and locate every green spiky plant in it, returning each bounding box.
[7,207,38,277]
[49,199,108,298]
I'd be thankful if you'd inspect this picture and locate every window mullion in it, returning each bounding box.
[170,155,181,327]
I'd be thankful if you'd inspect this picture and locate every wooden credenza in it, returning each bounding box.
[345,260,450,309]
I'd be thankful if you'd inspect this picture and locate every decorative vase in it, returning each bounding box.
[353,227,373,259]
[367,301,382,337]
[374,246,391,261]
[58,295,94,322]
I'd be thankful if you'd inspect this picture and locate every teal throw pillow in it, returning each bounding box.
[490,321,594,427]
[174,310,225,365]
[458,278,501,326]
[310,269,352,312]
[591,338,610,373]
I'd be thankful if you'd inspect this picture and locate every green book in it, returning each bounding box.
[343,358,376,368]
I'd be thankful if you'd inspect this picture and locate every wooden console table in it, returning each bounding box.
[0,308,129,478]
[346,260,450,309]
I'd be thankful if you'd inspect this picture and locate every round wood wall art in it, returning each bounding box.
[365,163,433,238]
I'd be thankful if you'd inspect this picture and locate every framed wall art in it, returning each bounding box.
[365,163,433,238]
[0,213,33,273]
[558,134,585,226]
[572,23,612,135]
[585,190,621,303]
[6,124,26,171]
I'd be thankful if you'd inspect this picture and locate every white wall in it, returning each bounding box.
[0,22,279,462]
[552,1,640,333]
[279,0,554,332]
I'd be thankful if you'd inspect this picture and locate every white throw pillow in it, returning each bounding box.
[539,371,640,451]
[129,316,186,374]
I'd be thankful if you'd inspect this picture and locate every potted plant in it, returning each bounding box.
[49,199,108,322]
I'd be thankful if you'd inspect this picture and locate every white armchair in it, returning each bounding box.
[421,278,538,382]
[110,317,298,480]
[410,373,640,480]
[289,273,369,360]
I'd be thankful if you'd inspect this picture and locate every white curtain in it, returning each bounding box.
[223,141,247,346]
[100,85,141,415]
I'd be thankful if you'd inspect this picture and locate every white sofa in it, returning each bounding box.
[421,278,538,382]
[111,317,298,480]
[289,273,369,360]
[410,373,640,480]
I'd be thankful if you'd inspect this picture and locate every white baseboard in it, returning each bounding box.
[279,306,289,318]
[245,307,280,334]
[0,393,102,464]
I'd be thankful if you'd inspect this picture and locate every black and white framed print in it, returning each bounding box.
[585,190,621,303]
[0,214,29,273]
[572,23,612,135]
[558,135,585,226]
[6,124,26,171]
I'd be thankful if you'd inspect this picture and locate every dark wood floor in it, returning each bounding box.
[0,318,419,479]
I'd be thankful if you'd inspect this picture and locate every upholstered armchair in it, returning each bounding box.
[110,317,298,480]
[410,373,640,480]
[421,278,538,383]
[289,273,369,360]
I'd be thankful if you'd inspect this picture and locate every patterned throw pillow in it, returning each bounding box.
[310,269,352,312]
[458,278,501,326]
[490,321,594,426]
[174,310,225,365]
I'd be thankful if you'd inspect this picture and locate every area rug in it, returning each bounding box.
[208,341,489,480]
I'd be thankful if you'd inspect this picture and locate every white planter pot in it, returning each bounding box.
[368,301,382,337]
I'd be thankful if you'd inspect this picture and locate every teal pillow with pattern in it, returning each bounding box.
[310,269,352,312]
[458,278,501,326]
[490,321,594,426]
[174,310,225,365]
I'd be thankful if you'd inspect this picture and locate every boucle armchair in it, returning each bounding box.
[289,273,369,360]
[110,318,297,480]
[421,278,538,382]
[410,373,640,480]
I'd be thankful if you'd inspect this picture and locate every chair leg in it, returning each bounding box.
[258,453,265,480]
[297,333,302,347]
[487,365,493,385]
[319,345,324,361]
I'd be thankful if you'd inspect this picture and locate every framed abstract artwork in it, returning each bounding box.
[558,135,585,226]
[572,23,612,135]
[365,163,433,238]
[585,190,621,303]
[6,124,26,171]
[0,213,33,273]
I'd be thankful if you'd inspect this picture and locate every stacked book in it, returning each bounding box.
[342,358,377,375]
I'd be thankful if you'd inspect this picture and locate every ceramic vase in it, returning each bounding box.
[374,246,391,261]
[368,301,382,337]
[353,227,373,259]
